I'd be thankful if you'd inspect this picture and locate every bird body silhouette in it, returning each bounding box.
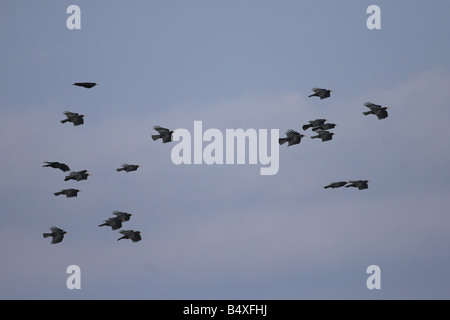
[363,102,389,120]
[302,119,328,131]
[311,129,334,142]
[308,88,332,99]
[279,129,305,146]
[43,226,67,244]
[73,82,98,89]
[117,230,142,242]
[152,125,174,143]
[43,161,70,172]
[64,170,90,181]
[61,111,85,126]
[112,210,133,221]
[54,188,80,198]
[99,217,124,230]
[116,164,140,172]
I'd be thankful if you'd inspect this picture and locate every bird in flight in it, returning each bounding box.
[302,119,328,131]
[42,161,70,172]
[64,170,90,181]
[117,230,142,242]
[363,102,389,120]
[99,217,125,231]
[54,188,81,198]
[308,88,332,100]
[345,180,370,190]
[112,210,133,221]
[279,129,305,147]
[116,164,140,172]
[43,226,67,244]
[61,111,85,126]
[152,125,174,143]
[311,129,334,142]
[73,82,98,89]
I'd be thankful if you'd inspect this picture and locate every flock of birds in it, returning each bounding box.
[42,84,389,244]
[279,87,388,191]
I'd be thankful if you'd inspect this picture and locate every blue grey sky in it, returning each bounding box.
[0,0,449,299]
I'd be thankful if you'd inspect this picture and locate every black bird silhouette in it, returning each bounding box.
[116,164,140,172]
[64,170,90,181]
[311,129,334,142]
[308,88,332,99]
[302,119,328,131]
[324,181,347,189]
[99,217,124,231]
[363,102,389,120]
[73,82,98,89]
[345,180,370,190]
[54,188,80,198]
[117,230,142,242]
[279,129,305,147]
[312,123,337,131]
[152,125,174,143]
[42,161,70,172]
[60,111,85,126]
[112,210,133,221]
[43,226,67,244]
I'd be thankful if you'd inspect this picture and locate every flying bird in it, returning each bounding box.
[279,129,305,147]
[324,181,347,189]
[112,210,133,222]
[99,217,125,231]
[73,82,98,89]
[60,111,85,126]
[43,226,67,244]
[116,164,140,172]
[152,125,174,143]
[64,170,90,181]
[312,123,337,131]
[308,88,332,99]
[54,188,80,198]
[117,230,142,242]
[363,102,389,120]
[345,180,370,190]
[302,119,328,131]
[42,161,70,172]
[311,129,334,142]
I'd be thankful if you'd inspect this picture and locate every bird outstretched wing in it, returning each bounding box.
[153,125,170,134]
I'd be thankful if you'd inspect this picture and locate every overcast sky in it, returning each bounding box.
[0,0,449,300]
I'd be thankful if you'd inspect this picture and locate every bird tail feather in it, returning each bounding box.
[116,168,124,172]
[302,124,311,131]
[54,191,63,196]
[60,119,69,123]
[43,233,51,238]
[278,138,288,145]
[362,111,372,115]
[151,134,160,141]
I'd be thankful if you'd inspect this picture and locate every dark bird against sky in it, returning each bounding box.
[42,161,70,172]
[308,88,332,100]
[43,226,67,244]
[279,129,305,147]
[113,210,133,221]
[117,229,142,242]
[64,170,90,182]
[60,111,85,126]
[99,217,124,231]
[54,188,80,198]
[116,164,140,172]
[152,125,174,143]
[363,102,389,120]
[311,129,334,142]
[302,119,328,131]
[73,82,98,89]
